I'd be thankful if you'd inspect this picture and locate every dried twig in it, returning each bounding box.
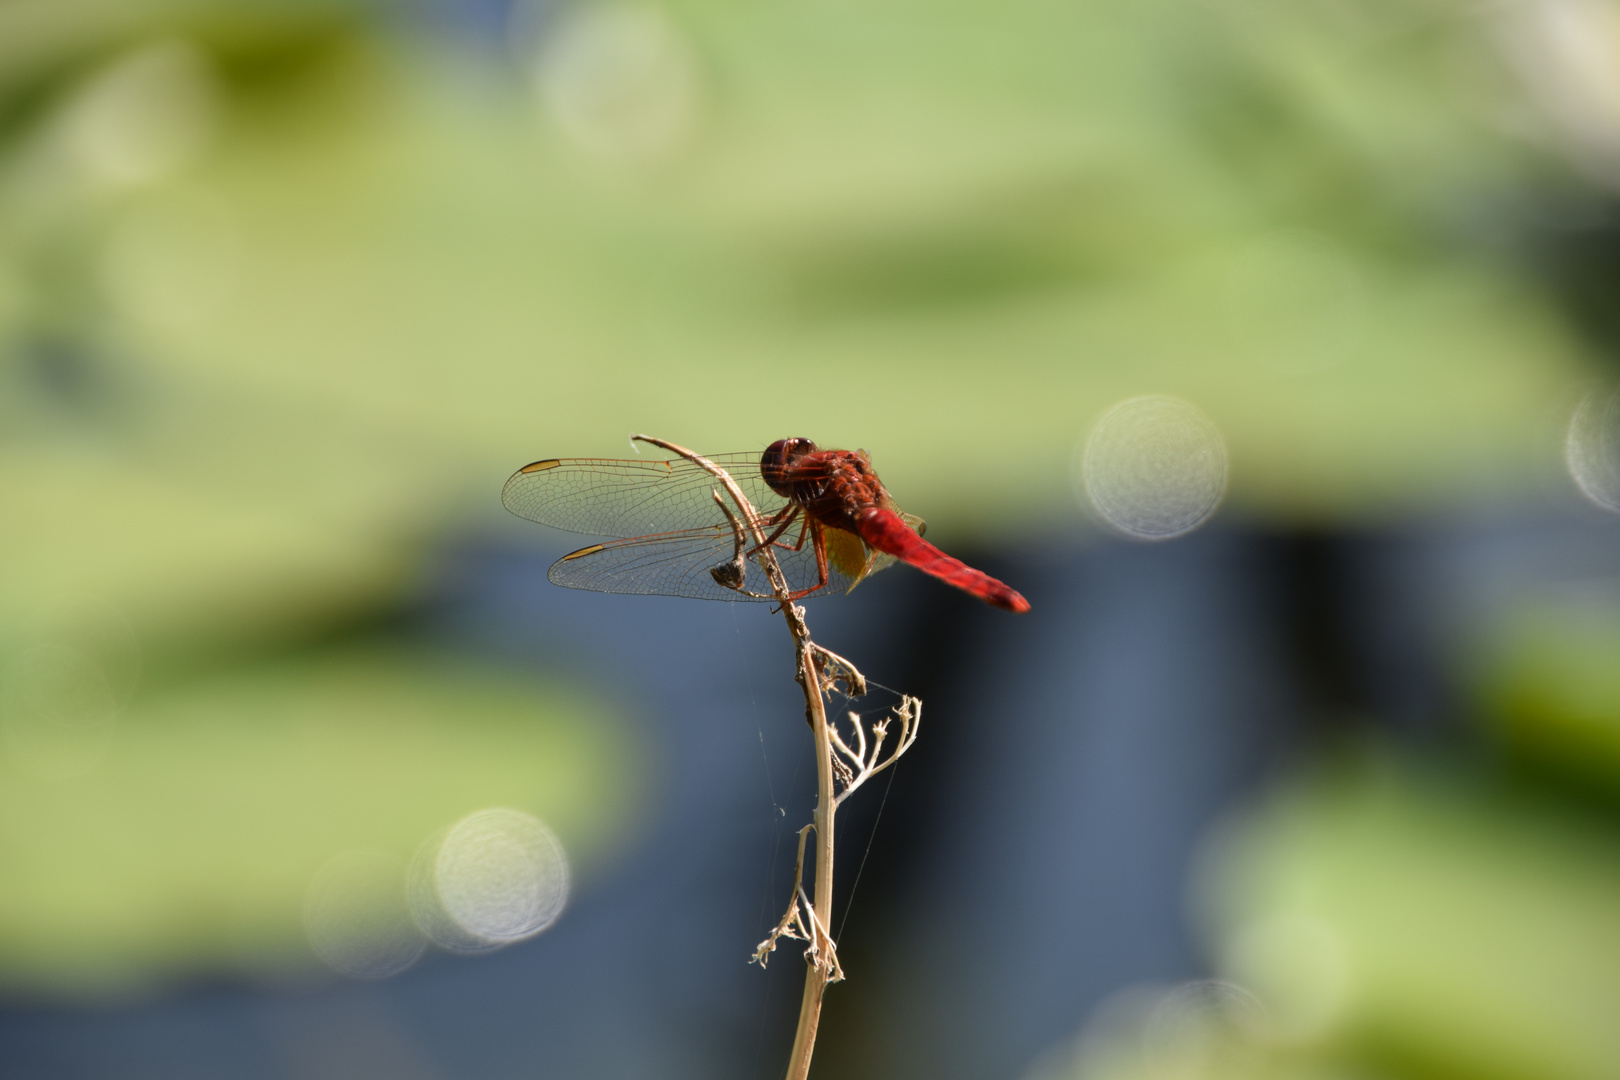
[629,434,919,1080]
[751,824,845,983]
[752,824,814,967]
[810,643,867,697]
[709,489,772,598]
[830,696,920,806]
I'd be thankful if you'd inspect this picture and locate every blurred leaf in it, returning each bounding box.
[1,0,1589,556]
[1475,595,1620,794]
[0,422,442,651]
[1205,763,1620,1080]
[0,645,636,996]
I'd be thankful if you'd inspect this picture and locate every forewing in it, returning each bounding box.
[548,527,857,602]
[503,453,788,538]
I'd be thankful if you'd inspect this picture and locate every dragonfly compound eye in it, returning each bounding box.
[760,437,818,494]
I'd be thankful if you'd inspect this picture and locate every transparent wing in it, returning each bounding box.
[502,452,790,538]
[547,527,862,602]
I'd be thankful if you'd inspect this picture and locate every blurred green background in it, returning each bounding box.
[4,0,1620,1077]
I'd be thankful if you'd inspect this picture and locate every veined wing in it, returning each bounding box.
[503,452,789,539]
[548,527,860,602]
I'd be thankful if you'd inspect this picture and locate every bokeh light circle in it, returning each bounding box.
[1036,979,1268,1080]
[304,850,425,980]
[1565,386,1620,512]
[55,39,219,191]
[1077,395,1229,540]
[1222,911,1353,1044]
[409,808,569,953]
[532,2,701,161]
[1143,979,1270,1066]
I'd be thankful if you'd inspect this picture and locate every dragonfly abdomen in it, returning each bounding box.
[853,507,1031,613]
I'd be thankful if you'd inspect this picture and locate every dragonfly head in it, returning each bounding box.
[760,438,818,495]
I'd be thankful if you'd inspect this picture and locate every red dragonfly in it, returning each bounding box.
[502,438,1031,613]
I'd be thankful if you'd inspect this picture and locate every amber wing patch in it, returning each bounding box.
[823,527,871,588]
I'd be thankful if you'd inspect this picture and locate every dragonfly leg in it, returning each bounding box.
[785,521,830,601]
[748,506,803,556]
[773,514,813,553]
[767,514,816,553]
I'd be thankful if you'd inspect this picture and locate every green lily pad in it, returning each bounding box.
[0,645,637,997]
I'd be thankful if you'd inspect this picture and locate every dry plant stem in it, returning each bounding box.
[785,677,838,1080]
[629,434,912,1080]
